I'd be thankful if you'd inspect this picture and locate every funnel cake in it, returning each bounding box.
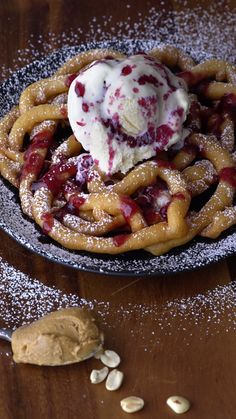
[0,46,236,256]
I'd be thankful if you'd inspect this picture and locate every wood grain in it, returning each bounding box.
[0,1,236,418]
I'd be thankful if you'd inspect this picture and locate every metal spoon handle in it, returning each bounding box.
[0,329,12,342]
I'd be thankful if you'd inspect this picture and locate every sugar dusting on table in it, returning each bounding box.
[1,2,235,82]
[0,254,235,356]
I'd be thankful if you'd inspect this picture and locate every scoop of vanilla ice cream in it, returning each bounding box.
[67,54,189,175]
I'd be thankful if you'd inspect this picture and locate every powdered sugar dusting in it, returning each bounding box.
[0,251,235,354]
[0,255,92,329]
[112,282,236,348]
[1,3,235,82]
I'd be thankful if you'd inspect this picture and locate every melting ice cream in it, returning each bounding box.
[68,54,189,175]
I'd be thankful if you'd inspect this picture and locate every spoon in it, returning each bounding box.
[0,329,12,343]
[0,328,103,364]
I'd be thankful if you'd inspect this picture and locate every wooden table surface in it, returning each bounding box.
[0,1,236,418]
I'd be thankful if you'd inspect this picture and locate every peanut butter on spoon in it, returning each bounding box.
[11,308,103,366]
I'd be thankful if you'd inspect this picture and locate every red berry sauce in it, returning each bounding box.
[76,154,94,187]
[156,125,174,150]
[76,120,86,127]
[41,212,54,234]
[138,74,161,88]
[219,167,236,188]
[177,70,204,87]
[69,195,86,209]
[60,107,68,118]
[156,159,175,169]
[21,131,53,180]
[82,102,89,112]
[173,192,185,200]
[135,182,171,225]
[65,73,78,87]
[121,65,132,76]
[120,195,139,224]
[35,161,77,196]
[113,234,129,247]
[75,81,85,97]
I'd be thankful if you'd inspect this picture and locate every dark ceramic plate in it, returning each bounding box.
[0,40,236,276]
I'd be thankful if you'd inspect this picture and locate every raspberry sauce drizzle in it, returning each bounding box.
[121,65,132,76]
[173,192,185,200]
[135,182,171,225]
[69,195,86,209]
[35,161,77,196]
[156,159,175,169]
[60,107,68,118]
[41,212,54,234]
[75,81,85,97]
[21,131,53,180]
[65,73,77,87]
[120,196,139,223]
[219,167,236,188]
[177,71,204,87]
[113,234,129,247]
